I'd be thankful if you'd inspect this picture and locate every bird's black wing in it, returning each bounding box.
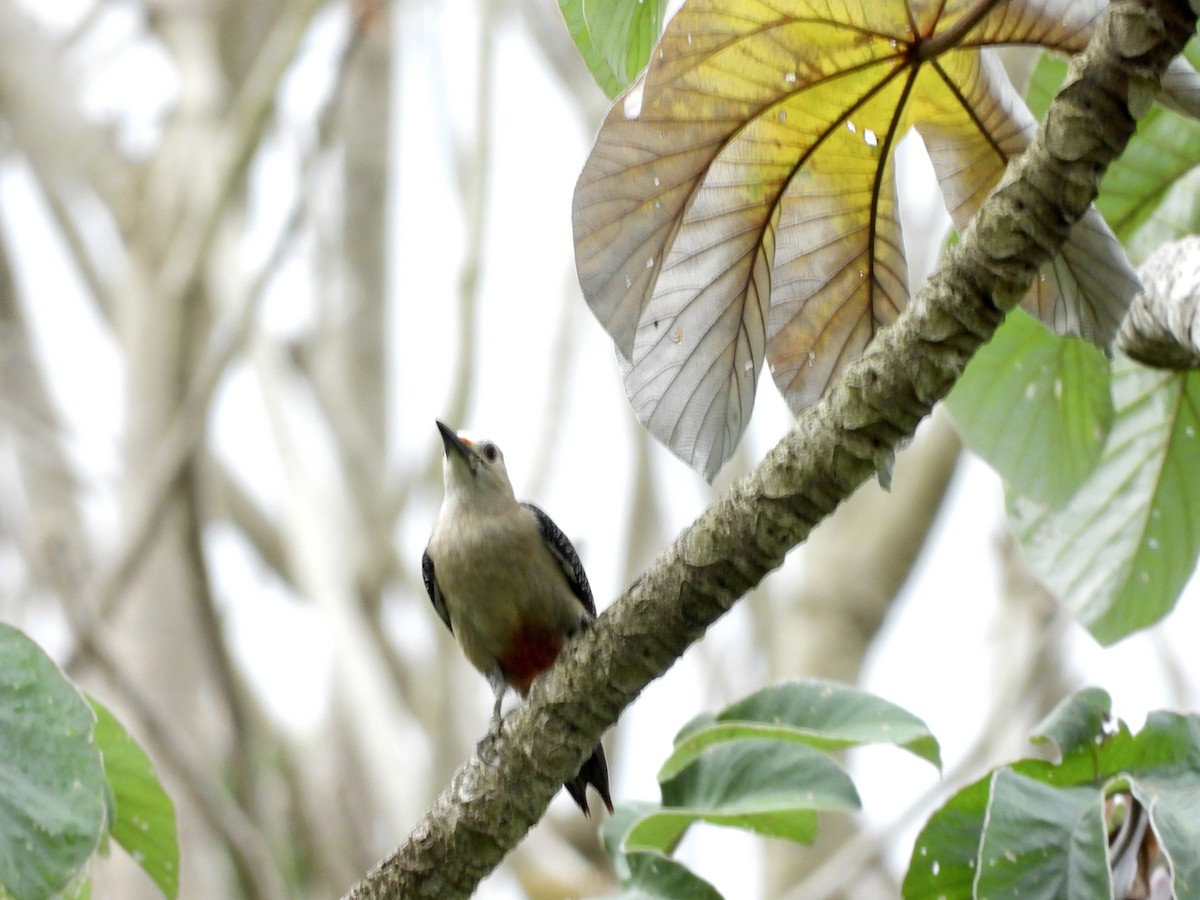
[522,503,595,618]
[422,550,453,634]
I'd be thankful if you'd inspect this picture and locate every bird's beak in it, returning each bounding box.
[436,420,475,469]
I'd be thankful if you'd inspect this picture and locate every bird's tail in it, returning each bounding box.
[564,741,614,817]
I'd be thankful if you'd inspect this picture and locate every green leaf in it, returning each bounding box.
[558,0,666,99]
[613,852,723,900]
[1099,103,1200,256]
[0,624,107,899]
[1098,36,1200,257]
[975,770,1111,900]
[1133,711,1200,771]
[602,801,660,881]
[1026,41,1200,261]
[1031,688,1114,760]
[902,775,990,900]
[587,0,667,90]
[629,739,859,849]
[910,701,1200,900]
[1024,51,1067,122]
[89,698,179,899]
[1011,360,1200,644]
[660,679,940,781]
[947,310,1112,507]
[558,0,622,98]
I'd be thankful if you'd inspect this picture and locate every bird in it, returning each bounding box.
[422,420,614,816]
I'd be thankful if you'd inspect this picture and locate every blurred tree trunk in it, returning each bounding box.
[99,5,242,897]
[291,6,399,883]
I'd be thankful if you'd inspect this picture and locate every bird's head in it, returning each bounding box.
[436,420,516,504]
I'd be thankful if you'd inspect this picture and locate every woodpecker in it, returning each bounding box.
[423,420,614,816]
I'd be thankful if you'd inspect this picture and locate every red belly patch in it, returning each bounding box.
[498,623,565,695]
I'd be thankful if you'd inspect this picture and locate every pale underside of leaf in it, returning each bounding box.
[766,113,908,411]
[916,48,1138,345]
[618,197,772,477]
[958,0,1106,50]
[575,4,915,476]
[572,0,1147,478]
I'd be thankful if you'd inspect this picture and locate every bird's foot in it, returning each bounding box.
[475,716,504,766]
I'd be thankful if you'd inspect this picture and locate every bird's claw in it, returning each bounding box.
[476,723,502,767]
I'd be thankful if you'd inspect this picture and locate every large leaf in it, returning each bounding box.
[975,771,1111,899]
[0,624,107,899]
[905,693,1200,900]
[902,775,991,899]
[660,679,940,780]
[573,0,1145,479]
[606,681,935,888]
[947,309,1112,507]
[89,698,179,899]
[1010,359,1200,644]
[626,738,859,850]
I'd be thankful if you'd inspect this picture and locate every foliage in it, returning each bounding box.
[0,625,178,899]
[1008,358,1200,643]
[566,1,1200,896]
[569,0,1146,479]
[947,37,1200,646]
[601,680,940,892]
[565,0,1200,647]
[602,682,1200,899]
[903,689,1200,900]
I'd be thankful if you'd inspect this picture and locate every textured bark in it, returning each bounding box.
[342,1,1198,896]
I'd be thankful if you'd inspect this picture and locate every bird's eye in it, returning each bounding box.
[481,442,498,462]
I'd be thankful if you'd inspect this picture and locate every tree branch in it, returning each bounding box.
[342,1,1198,896]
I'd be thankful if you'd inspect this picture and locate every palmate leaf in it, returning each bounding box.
[573,0,1144,480]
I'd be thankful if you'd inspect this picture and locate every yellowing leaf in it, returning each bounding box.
[572,0,1149,479]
